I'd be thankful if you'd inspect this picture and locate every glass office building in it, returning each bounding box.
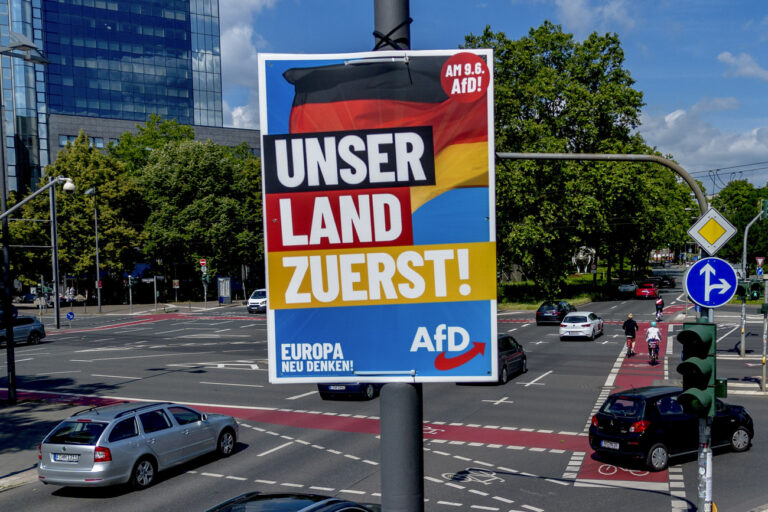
[1,0,228,192]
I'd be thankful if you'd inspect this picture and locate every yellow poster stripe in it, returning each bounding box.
[410,141,489,212]
[268,242,496,309]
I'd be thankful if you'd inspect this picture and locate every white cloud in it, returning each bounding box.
[718,51,768,81]
[219,0,278,129]
[554,0,635,39]
[639,99,768,174]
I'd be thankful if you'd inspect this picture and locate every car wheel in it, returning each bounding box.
[131,457,156,489]
[521,357,528,374]
[730,427,751,452]
[499,366,509,384]
[217,429,236,457]
[646,443,669,471]
[363,384,376,400]
[28,332,41,345]
[590,329,595,341]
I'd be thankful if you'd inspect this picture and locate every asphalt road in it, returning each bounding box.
[2,279,768,511]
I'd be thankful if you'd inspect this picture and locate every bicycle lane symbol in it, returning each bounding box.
[577,454,667,485]
[442,468,505,486]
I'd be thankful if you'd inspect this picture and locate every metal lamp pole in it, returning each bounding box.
[85,188,101,313]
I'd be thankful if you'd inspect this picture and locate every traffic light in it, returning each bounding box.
[127,275,133,287]
[676,321,716,417]
[761,199,768,220]
[737,280,748,299]
[749,279,762,300]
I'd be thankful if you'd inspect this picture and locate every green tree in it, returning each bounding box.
[711,180,761,265]
[463,22,675,294]
[107,114,195,175]
[139,140,263,285]
[10,132,143,295]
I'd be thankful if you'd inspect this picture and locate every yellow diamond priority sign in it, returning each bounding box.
[688,208,736,256]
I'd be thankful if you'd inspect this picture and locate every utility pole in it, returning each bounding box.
[740,202,765,356]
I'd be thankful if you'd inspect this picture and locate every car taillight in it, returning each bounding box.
[581,324,590,327]
[94,446,112,462]
[591,415,598,427]
[38,444,42,460]
[560,323,566,327]
[629,420,650,433]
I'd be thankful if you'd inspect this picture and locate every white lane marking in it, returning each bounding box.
[14,358,33,362]
[200,472,223,478]
[716,324,739,343]
[215,329,231,333]
[520,370,552,387]
[286,390,318,400]
[92,374,141,380]
[156,329,187,335]
[71,351,212,362]
[258,441,293,457]
[35,370,81,375]
[200,381,264,388]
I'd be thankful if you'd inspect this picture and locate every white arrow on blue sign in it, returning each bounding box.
[683,257,738,308]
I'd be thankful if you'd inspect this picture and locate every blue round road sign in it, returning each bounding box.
[683,257,738,308]
[66,312,74,320]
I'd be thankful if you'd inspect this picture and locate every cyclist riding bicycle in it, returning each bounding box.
[646,320,662,364]
[622,313,639,357]
[655,296,664,321]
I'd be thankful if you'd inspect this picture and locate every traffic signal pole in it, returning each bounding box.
[740,210,762,356]
[762,277,767,391]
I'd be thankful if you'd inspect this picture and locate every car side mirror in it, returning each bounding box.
[201,414,208,421]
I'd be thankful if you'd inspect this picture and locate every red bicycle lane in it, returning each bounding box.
[575,322,671,490]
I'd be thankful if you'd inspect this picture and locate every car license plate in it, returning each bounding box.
[600,440,619,450]
[328,386,345,390]
[53,453,79,462]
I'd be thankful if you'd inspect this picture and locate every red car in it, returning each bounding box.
[635,281,659,299]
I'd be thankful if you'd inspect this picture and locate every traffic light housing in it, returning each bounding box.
[127,275,134,287]
[749,279,762,300]
[737,280,748,299]
[676,321,716,417]
[761,198,768,220]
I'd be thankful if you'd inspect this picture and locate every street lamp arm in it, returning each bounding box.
[0,177,74,221]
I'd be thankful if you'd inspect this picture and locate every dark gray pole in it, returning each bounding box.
[49,179,61,329]
[0,103,17,405]
[373,0,411,50]
[94,200,101,313]
[374,2,423,511]
[380,383,424,511]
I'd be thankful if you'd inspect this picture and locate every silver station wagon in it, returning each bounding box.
[38,402,238,488]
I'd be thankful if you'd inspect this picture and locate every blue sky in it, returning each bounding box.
[220,0,768,191]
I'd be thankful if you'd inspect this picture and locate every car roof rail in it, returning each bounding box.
[114,401,174,418]
[72,400,131,416]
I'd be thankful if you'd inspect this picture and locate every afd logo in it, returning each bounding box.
[410,324,486,371]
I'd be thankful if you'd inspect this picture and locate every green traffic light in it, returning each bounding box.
[676,322,716,418]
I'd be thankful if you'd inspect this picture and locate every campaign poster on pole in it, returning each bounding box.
[258,49,497,383]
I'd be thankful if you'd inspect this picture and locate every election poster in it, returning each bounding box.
[258,49,496,383]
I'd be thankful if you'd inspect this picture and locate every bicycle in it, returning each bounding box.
[647,338,660,365]
[626,336,635,357]
[655,309,663,322]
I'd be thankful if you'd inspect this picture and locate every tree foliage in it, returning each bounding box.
[464,22,695,294]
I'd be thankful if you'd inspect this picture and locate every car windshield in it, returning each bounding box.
[250,290,266,300]
[602,396,643,418]
[539,304,556,311]
[47,420,109,445]
[563,316,587,323]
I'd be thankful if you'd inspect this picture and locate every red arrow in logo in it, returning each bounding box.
[434,342,486,371]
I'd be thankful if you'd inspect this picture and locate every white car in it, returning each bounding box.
[247,289,267,314]
[559,312,604,341]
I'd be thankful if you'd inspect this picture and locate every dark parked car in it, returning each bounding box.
[659,275,676,288]
[498,334,527,383]
[535,300,576,325]
[317,382,384,400]
[206,492,381,512]
[589,386,753,471]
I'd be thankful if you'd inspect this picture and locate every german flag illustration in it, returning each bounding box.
[283,55,489,213]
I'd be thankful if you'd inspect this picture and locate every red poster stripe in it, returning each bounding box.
[289,97,487,155]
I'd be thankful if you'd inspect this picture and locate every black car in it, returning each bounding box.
[659,275,676,288]
[589,386,753,471]
[317,382,383,400]
[498,334,527,383]
[535,300,576,325]
[205,492,381,512]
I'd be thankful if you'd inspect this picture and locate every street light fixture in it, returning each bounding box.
[0,32,50,405]
[84,187,101,313]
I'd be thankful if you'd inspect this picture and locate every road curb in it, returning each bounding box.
[0,468,37,493]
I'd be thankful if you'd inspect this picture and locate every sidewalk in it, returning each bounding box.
[0,398,84,492]
[14,300,249,320]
